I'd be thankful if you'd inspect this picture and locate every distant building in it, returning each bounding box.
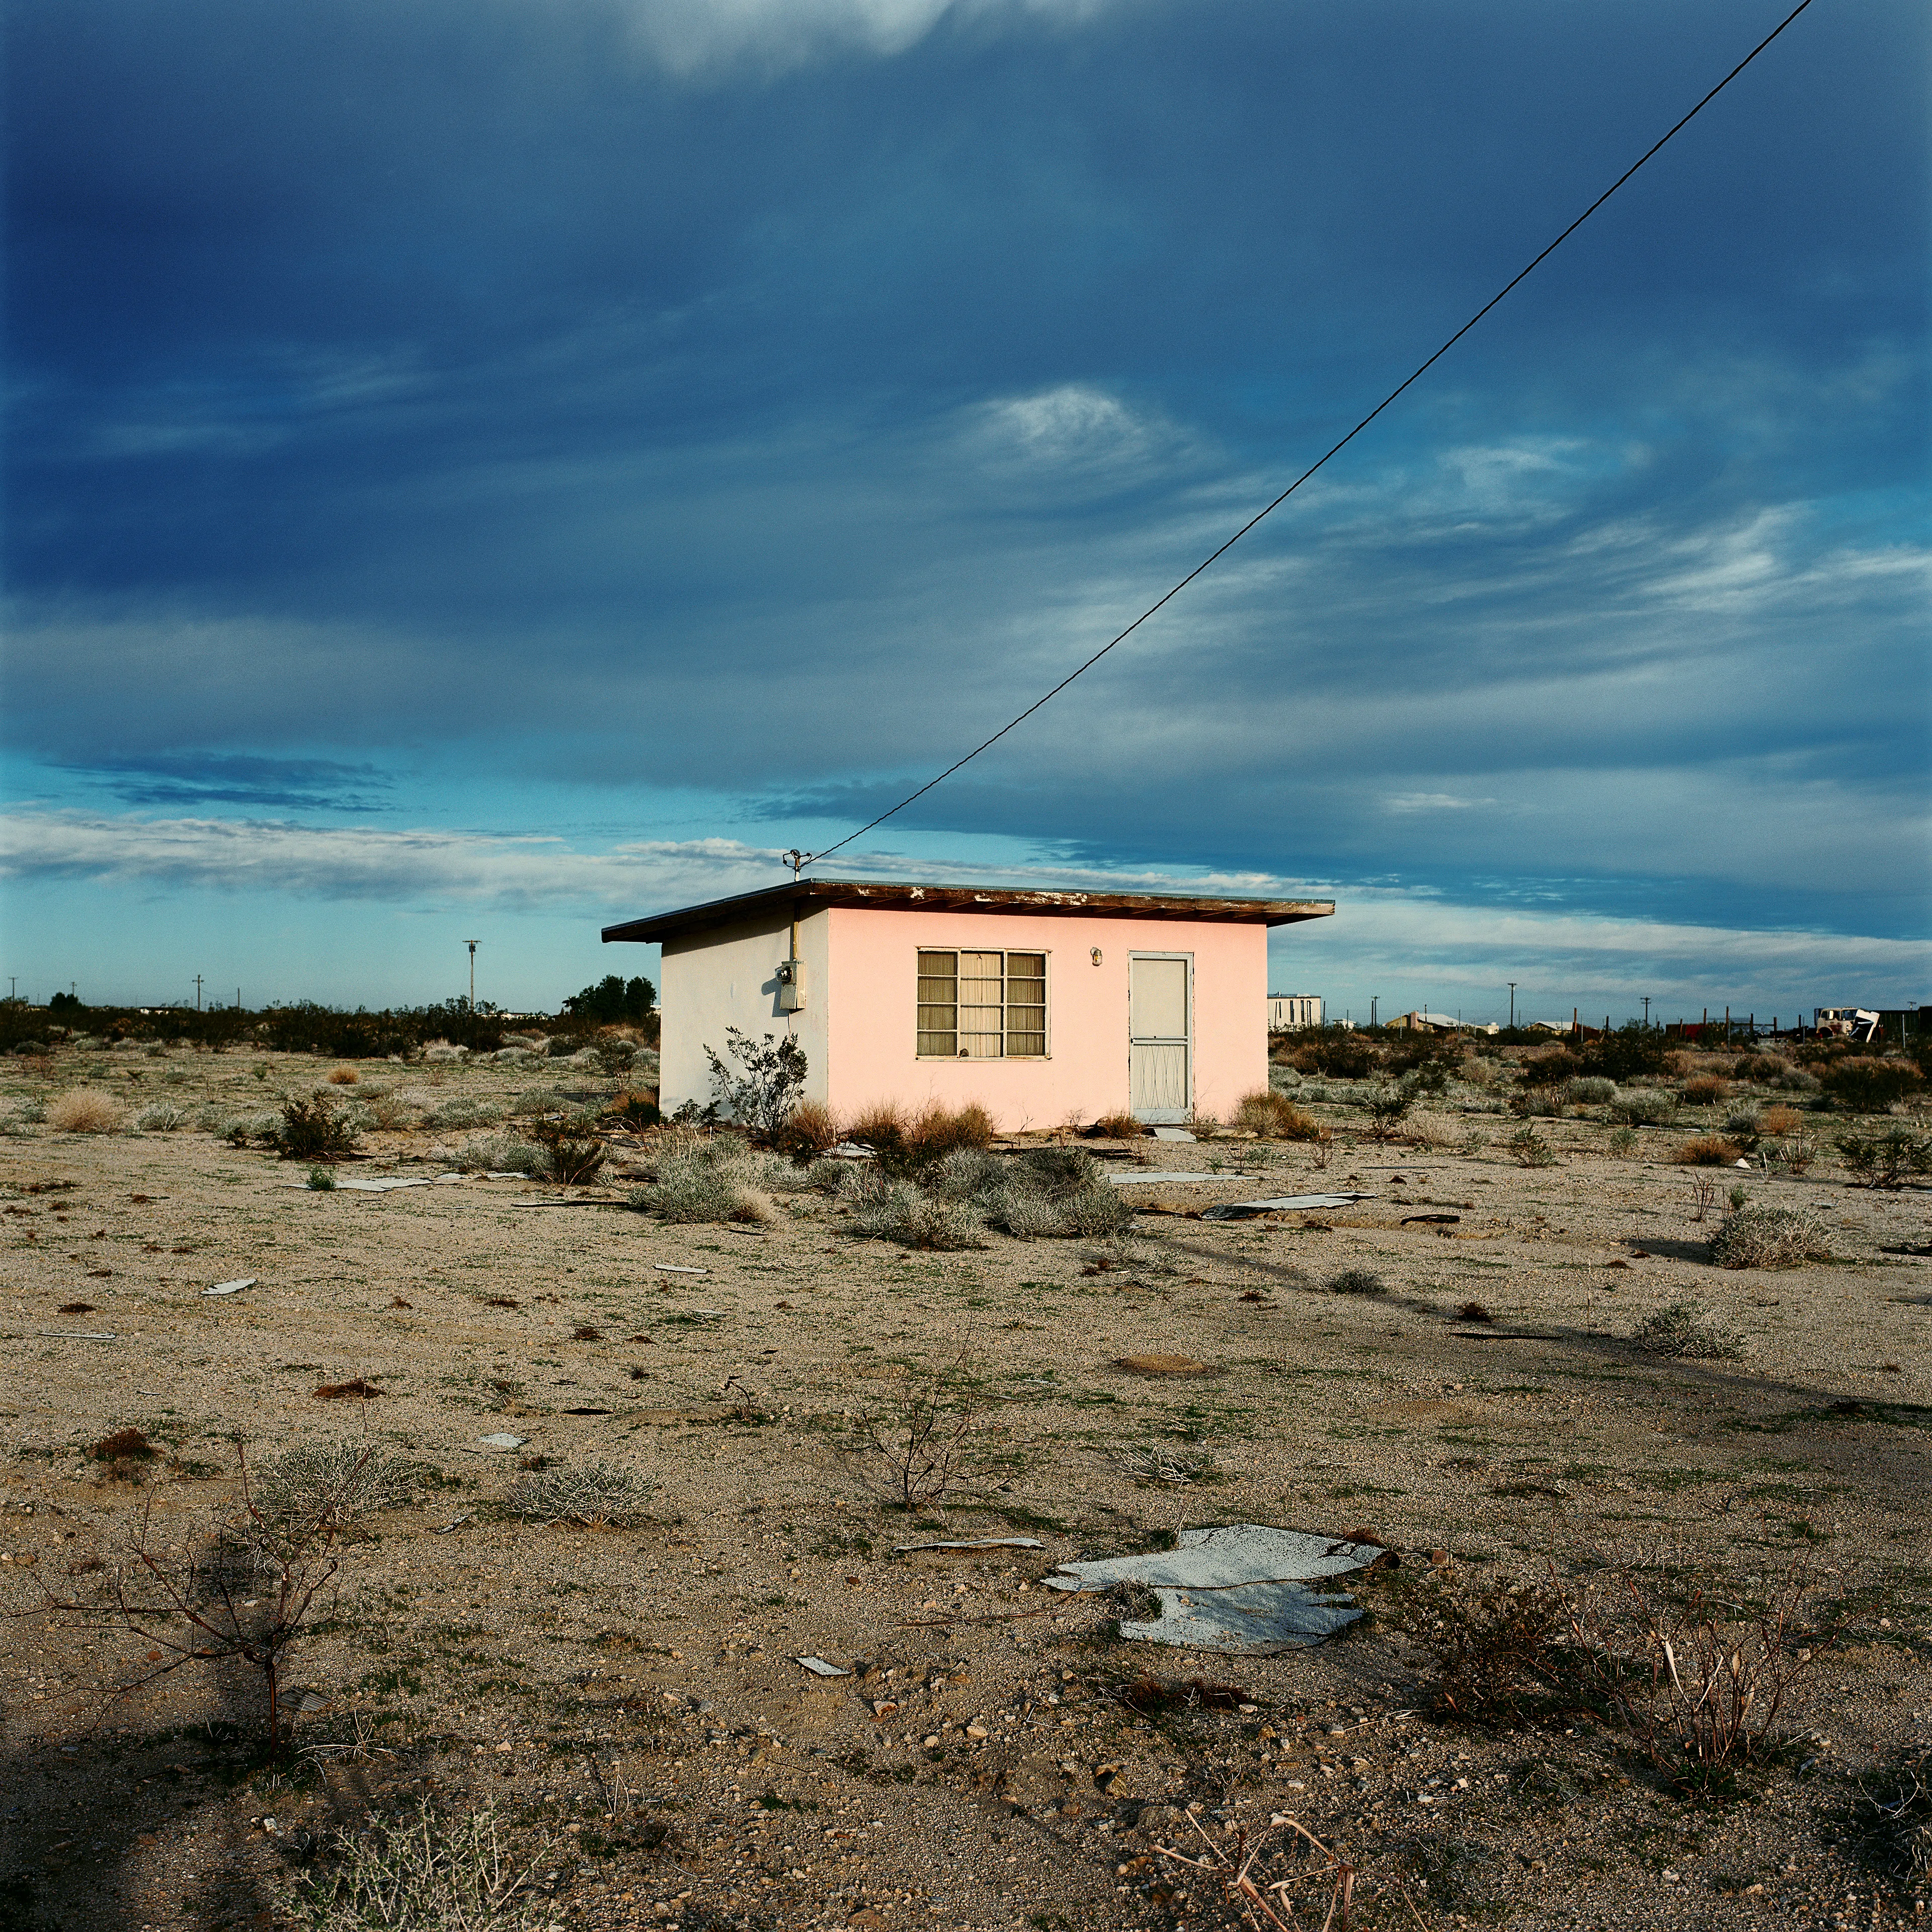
[604,877,1334,1129]
[1387,1010,1467,1033]
[1267,994,1323,1031]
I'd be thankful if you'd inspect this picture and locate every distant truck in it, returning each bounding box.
[1815,1007,1881,1043]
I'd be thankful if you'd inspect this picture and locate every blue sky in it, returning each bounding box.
[4,0,1926,1024]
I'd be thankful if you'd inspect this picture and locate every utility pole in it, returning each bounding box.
[194,975,204,1011]
[7,978,14,1001]
[1370,996,1378,1029]
[1507,984,1516,1030]
[465,940,478,1010]
[1642,996,1650,1028]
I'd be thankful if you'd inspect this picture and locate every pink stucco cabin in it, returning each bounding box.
[603,879,1334,1130]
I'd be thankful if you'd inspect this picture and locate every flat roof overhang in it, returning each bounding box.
[604,878,1336,945]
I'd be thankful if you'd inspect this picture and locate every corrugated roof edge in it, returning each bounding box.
[603,878,1336,944]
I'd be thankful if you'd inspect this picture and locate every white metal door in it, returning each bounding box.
[1130,953,1192,1121]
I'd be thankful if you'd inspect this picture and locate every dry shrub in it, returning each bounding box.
[1760,1103,1804,1136]
[312,1378,382,1400]
[1232,1089,1321,1139]
[91,1427,158,1463]
[506,1460,654,1527]
[1630,1300,1738,1359]
[325,1066,359,1085]
[909,1099,994,1158]
[1680,1074,1731,1106]
[769,1097,838,1160]
[1708,1204,1830,1269]
[47,1088,125,1134]
[844,1098,908,1150]
[1090,1109,1144,1139]
[1673,1135,1743,1166]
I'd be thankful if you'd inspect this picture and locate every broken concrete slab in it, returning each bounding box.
[203,1276,257,1297]
[1199,1192,1374,1219]
[1150,1127,1195,1142]
[1042,1524,1390,1652]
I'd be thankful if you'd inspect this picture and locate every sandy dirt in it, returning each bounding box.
[2,1040,1927,1930]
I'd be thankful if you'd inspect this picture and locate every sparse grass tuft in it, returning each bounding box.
[1708,1204,1831,1270]
[325,1066,360,1086]
[253,1442,420,1533]
[47,1088,126,1134]
[1116,1441,1218,1486]
[1507,1123,1556,1167]
[505,1461,654,1527]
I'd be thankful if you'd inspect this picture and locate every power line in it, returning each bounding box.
[803,0,1818,870]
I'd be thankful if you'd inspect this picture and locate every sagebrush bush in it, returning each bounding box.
[423,1095,504,1131]
[276,1093,359,1161]
[134,1101,191,1132]
[448,1133,547,1175]
[1233,1089,1322,1139]
[628,1138,785,1222]
[1822,1057,1922,1113]
[845,1142,1129,1243]
[1564,1076,1617,1106]
[1609,1088,1676,1126]
[1836,1126,1932,1190]
[47,1088,125,1134]
[1680,1074,1730,1107]
[1673,1135,1744,1166]
[1708,1204,1830,1270]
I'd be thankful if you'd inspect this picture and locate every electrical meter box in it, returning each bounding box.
[776,957,806,1012]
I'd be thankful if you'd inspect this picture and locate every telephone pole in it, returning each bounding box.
[194,975,204,1011]
[1507,983,1516,1030]
[1642,996,1650,1028]
[465,940,478,1010]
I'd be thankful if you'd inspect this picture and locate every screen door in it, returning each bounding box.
[1129,953,1192,1121]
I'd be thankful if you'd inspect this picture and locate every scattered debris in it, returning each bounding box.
[1114,1353,1213,1377]
[892,1537,1046,1555]
[434,1512,475,1534]
[652,1263,709,1276]
[37,1329,117,1341]
[204,1276,257,1298]
[285,1175,455,1192]
[313,1377,381,1399]
[1043,1523,1391,1652]
[477,1432,526,1450]
[794,1655,851,1677]
[1402,1213,1461,1226]
[1116,1673,1251,1713]
[1151,1127,1196,1142]
[57,1302,94,1315]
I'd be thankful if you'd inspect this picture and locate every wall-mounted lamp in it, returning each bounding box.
[1090,947,1103,967]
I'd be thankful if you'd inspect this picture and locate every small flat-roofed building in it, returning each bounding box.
[1267,994,1323,1031]
[603,878,1335,1129]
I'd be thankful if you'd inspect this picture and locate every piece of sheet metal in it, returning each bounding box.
[1042,1524,1386,1652]
[1199,1192,1374,1218]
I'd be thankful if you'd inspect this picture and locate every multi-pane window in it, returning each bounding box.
[917,949,1048,1058]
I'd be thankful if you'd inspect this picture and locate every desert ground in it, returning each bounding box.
[2,1035,1927,1931]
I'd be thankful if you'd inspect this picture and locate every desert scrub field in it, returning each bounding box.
[0,1025,1926,1932]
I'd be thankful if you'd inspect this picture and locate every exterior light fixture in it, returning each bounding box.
[1090,947,1103,967]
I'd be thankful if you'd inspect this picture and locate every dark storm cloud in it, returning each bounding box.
[56,753,393,812]
[4,0,1926,946]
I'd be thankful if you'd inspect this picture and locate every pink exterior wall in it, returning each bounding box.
[822,908,1268,1132]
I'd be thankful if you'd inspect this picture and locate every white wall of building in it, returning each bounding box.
[1267,994,1323,1030]
[658,906,830,1116]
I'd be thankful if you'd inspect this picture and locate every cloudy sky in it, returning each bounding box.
[4,0,1925,1024]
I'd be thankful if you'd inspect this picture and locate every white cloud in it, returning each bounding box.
[5,807,1923,1016]
[609,0,1111,75]
[1384,792,1498,814]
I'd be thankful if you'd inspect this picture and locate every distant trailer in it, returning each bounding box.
[1815,1007,1882,1044]
[1268,994,1323,1031]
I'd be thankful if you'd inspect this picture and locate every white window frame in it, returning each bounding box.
[916,947,1050,1060]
